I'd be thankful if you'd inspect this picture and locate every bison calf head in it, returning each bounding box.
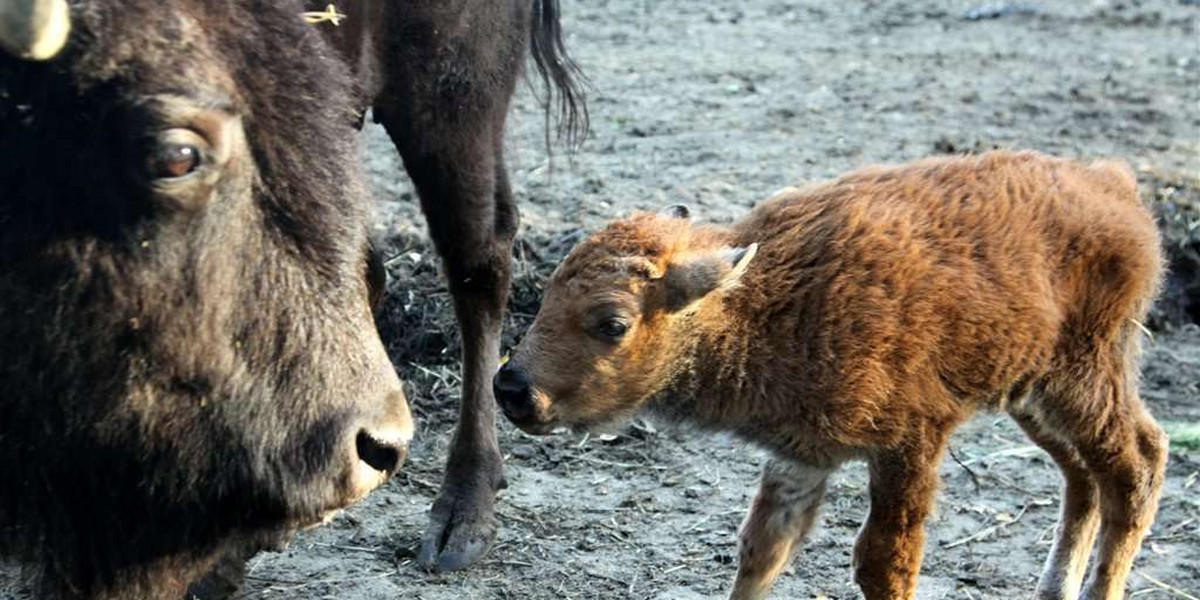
[0,0,410,597]
[497,206,756,434]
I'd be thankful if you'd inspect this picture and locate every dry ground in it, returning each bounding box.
[4,0,1198,599]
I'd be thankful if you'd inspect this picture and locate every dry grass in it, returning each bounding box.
[372,226,585,438]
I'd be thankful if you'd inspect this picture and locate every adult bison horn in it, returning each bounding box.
[0,0,71,61]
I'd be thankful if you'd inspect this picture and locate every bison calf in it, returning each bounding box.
[497,151,1167,600]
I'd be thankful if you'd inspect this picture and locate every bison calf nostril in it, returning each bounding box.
[355,430,403,474]
[493,369,534,422]
[495,362,531,392]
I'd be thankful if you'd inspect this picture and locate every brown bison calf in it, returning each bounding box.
[496,151,1168,600]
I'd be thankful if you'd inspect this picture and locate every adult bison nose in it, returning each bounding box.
[493,362,534,422]
[347,390,412,502]
[356,428,407,475]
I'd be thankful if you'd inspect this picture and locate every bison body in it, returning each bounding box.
[500,151,1167,600]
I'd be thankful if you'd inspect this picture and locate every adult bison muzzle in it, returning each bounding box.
[0,1,412,598]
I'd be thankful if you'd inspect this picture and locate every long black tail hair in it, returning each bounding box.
[529,0,589,151]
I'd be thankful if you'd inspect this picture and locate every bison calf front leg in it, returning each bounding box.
[730,460,831,600]
[853,437,948,600]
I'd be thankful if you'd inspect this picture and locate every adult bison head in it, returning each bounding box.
[0,1,410,598]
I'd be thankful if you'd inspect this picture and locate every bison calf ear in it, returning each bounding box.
[663,244,757,310]
[658,204,691,220]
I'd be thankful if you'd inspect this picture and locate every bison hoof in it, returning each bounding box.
[417,460,504,571]
[417,489,499,571]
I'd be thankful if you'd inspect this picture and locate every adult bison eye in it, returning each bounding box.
[149,143,202,179]
[143,128,211,183]
[596,319,628,341]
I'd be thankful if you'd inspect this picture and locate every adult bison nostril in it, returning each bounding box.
[355,429,406,475]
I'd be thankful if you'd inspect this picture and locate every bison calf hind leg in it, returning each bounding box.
[729,460,831,600]
[1011,410,1101,600]
[1033,343,1167,600]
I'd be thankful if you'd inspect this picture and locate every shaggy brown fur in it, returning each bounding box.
[317,0,587,573]
[500,151,1168,600]
[1,2,416,599]
[2,0,586,596]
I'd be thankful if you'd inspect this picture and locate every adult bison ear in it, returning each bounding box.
[662,243,757,311]
[658,204,691,220]
[0,0,71,61]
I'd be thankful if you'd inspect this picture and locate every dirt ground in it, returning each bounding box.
[4,1,1198,599]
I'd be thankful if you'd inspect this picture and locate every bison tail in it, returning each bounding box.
[530,0,589,151]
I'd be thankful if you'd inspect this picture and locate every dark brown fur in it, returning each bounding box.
[313,0,587,572]
[504,151,1167,600]
[0,2,417,599]
[1,0,586,596]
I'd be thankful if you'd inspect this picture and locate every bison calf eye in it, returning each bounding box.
[596,319,628,340]
[150,144,202,179]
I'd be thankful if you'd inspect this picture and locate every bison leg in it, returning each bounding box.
[1077,409,1166,600]
[1011,410,1101,600]
[729,459,830,600]
[853,431,948,600]
[376,96,517,571]
[1036,363,1166,600]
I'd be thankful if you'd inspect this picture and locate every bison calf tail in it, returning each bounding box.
[530,0,590,151]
